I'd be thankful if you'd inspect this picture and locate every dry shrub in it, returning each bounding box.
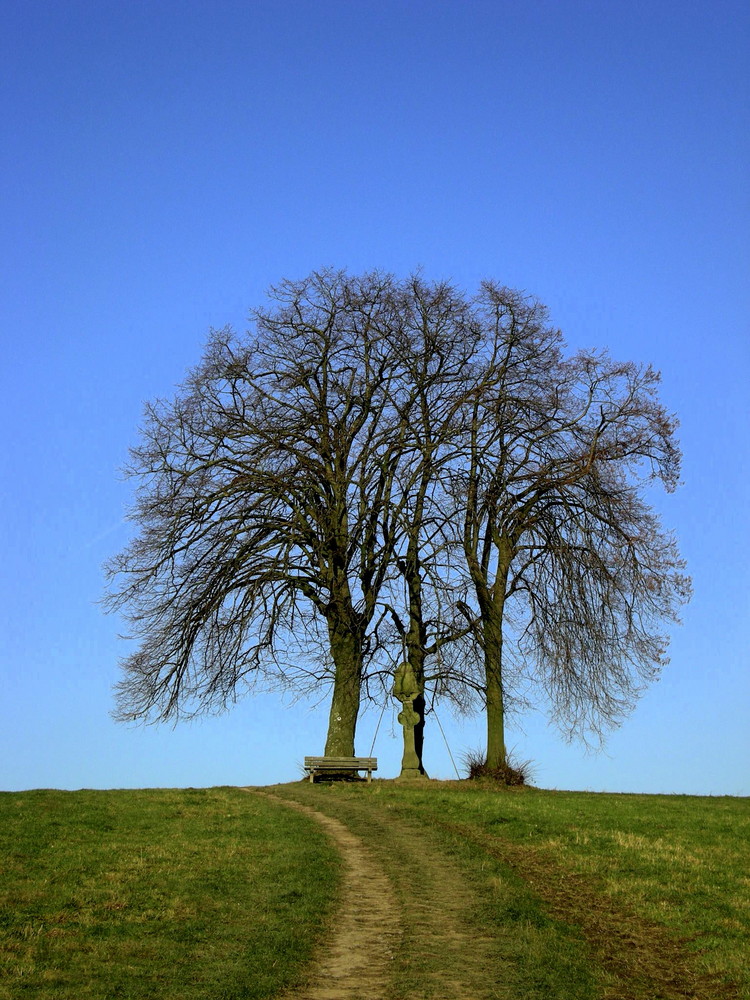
[462,748,534,786]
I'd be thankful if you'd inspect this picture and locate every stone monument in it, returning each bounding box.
[392,659,428,780]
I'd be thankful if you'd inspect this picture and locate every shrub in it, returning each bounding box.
[462,748,535,786]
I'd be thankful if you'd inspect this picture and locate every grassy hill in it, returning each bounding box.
[1,782,747,999]
[0,787,338,999]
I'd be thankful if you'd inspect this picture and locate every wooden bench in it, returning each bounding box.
[304,756,378,783]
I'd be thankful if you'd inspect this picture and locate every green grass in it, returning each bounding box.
[3,782,747,1000]
[277,780,750,1000]
[0,787,340,1000]
[422,784,750,993]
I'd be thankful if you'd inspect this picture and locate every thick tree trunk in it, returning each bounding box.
[484,621,506,771]
[404,562,428,776]
[483,575,508,771]
[323,621,362,756]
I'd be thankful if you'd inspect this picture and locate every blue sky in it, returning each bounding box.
[1,0,747,795]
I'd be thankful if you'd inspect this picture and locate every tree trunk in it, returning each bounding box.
[483,584,507,771]
[323,621,362,756]
[405,564,428,776]
[412,691,427,773]
[484,626,506,770]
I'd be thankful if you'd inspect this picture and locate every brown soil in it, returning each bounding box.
[247,791,400,1000]
[264,786,510,1000]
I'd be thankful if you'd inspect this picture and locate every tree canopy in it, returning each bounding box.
[106,270,690,772]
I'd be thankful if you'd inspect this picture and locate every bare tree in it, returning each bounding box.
[458,284,691,770]
[106,271,412,755]
[106,271,689,776]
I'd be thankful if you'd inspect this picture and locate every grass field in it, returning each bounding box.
[0,787,339,999]
[1,782,747,999]
[274,781,750,1000]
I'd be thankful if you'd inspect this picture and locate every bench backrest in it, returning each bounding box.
[304,756,377,767]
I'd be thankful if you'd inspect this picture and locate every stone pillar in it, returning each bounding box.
[392,661,428,780]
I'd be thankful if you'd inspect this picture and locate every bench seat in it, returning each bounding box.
[303,756,378,783]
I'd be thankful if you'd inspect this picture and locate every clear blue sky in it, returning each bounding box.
[1,0,747,795]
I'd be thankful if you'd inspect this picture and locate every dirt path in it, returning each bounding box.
[260,786,510,1000]
[246,791,400,1000]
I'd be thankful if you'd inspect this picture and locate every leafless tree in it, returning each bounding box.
[458,284,691,769]
[106,271,416,755]
[106,271,689,775]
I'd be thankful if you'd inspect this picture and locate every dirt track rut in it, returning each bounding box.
[250,787,508,1000]
[247,791,400,1000]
